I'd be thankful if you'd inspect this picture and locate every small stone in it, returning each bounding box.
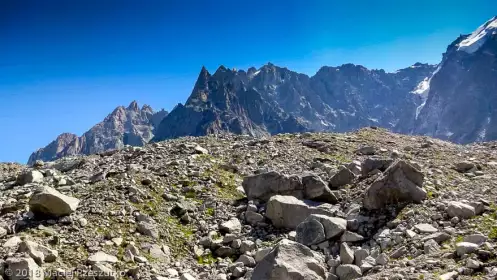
[88,251,118,264]
[447,201,476,219]
[340,243,354,264]
[375,253,389,265]
[240,240,256,253]
[439,271,458,280]
[220,218,242,234]
[236,254,256,267]
[111,238,123,246]
[456,242,479,257]
[463,234,487,245]
[390,246,407,259]
[414,223,438,233]
[424,239,441,254]
[466,258,482,269]
[340,231,364,242]
[336,264,362,280]
[245,211,264,225]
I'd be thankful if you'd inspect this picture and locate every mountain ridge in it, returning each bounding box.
[28,101,168,165]
[28,16,497,164]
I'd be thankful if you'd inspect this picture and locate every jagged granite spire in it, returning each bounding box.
[28,101,168,164]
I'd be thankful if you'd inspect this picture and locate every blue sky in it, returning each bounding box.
[1,0,496,163]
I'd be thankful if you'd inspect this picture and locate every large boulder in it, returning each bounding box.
[296,214,347,245]
[266,195,334,229]
[363,160,426,210]
[243,172,338,204]
[329,166,355,189]
[18,240,58,264]
[251,239,327,280]
[361,158,394,177]
[242,171,302,201]
[336,264,362,280]
[16,170,44,185]
[5,256,44,280]
[295,217,326,246]
[29,186,80,217]
[302,174,339,203]
[446,201,476,219]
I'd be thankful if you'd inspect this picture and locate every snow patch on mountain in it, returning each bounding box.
[458,16,497,54]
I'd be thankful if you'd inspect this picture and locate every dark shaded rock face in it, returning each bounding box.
[414,17,497,143]
[153,63,435,142]
[28,101,168,164]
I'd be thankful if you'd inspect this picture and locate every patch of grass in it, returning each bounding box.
[205,207,215,217]
[475,203,497,239]
[427,191,434,199]
[185,190,196,199]
[455,235,464,243]
[197,253,217,265]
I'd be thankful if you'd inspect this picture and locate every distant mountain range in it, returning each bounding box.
[28,16,497,164]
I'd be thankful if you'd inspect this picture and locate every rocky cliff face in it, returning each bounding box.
[28,101,167,164]
[153,63,435,142]
[414,17,497,143]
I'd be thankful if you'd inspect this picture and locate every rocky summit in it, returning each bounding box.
[1,127,497,279]
[28,101,168,165]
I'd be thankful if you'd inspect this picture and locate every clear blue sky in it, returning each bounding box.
[1,0,496,163]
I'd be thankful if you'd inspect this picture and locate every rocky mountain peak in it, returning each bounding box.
[457,16,497,54]
[414,17,497,143]
[28,102,168,164]
[127,100,140,111]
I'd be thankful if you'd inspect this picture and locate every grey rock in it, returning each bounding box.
[237,254,256,267]
[424,239,441,254]
[255,248,272,263]
[375,253,389,265]
[454,161,476,173]
[456,242,479,257]
[363,160,425,210]
[240,240,256,253]
[251,239,326,280]
[340,231,364,242]
[335,264,362,280]
[16,170,44,185]
[296,217,326,246]
[88,251,118,264]
[354,249,369,266]
[390,246,407,259]
[265,195,333,229]
[421,232,451,243]
[5,256,43,280]
[18,240,58,265]
[92,263,117,280]
[245,211,264,225]
[439,271,458,280]
[329,167,355,189]
[302,174,338,203]
[242,171,302,201]
[446,201,476,219]
[340,243,354,264]
[220,218,242,234]
[29,186,80,217]
[463,234,487,245]
[361,157,394,177]
[180,274,196,280]
[137,221,159,239]
[414,223,438,233]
